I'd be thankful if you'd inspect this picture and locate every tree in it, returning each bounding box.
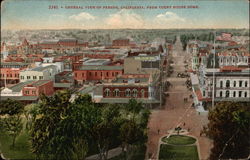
[31,90,74,159]
[0,98,24,147]
[204,102,250,160]
[92,104,121,160]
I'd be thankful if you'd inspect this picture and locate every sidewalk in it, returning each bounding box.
[86,147,122,160]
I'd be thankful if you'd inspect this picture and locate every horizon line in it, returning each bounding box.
[2,28,249,31]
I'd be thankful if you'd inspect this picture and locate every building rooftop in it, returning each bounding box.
[99,98,160,104]
[9,81,34,92]
[83,59,111,66]
[27,65,56,72]
[0,62,29,67]
[112,77,149,83]
[54,83,72,88]
[0,96,38,101]
[78,65,123,71]
[27,80,51,87]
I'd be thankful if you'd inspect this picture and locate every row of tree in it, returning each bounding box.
[0,91,150,160]
[180,32,215,50]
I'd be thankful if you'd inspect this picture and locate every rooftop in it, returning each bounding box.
[27,80,51,87]
[9,81,34,92]
[26,65,56,72]
[99,98,160,104]
[78,65,123,71]
[0,96,38,101]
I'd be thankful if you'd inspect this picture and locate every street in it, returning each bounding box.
[146,36,212,160]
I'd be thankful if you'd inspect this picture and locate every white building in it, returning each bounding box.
[204,68,250,102]
[20,65,58,82]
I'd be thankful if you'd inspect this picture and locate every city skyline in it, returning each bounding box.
[1,0,249,30]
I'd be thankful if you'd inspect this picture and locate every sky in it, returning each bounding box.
[1,0,249,30]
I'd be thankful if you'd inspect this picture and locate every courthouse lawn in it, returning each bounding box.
[0,128,35,159]
[162,135,196,145]
[159,144,199,160]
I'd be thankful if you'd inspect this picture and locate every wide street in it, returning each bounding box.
[146,37,212,160]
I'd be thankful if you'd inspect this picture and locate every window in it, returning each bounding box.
[104,88,111,97]
[114,89,120,97]
[132,89,138,98]
[244,92,247,97]
[234,81,236,87]
[95,72,97,76]
[220,91,223,97]
[7,74,9,77]
[33,76,37,80]
[106,72,109,76]
[27,76,30,79]
[39,76,43,80]
[225,90,230,97]
[32,91,36,94]
[112,72,114,76]
[220,81,223,88]
[245,81,248,87]
[203,91,206,97]
[89,72,91,76]
[101,72,103,76]
[75,73,77,77]
[125,89,131,97]
[21,76,24,79]
[226,80,230,88]
[233,91,236,97]
[239,91,242,97]
[239,81,242,87]
[141,89,145,98]
[82,73,84,77]
[25,91,29,94]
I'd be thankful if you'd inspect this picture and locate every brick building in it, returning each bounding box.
[112,39,130,47]
[22,80,54,96]
[74,65,123,84]
[0,62,29,86]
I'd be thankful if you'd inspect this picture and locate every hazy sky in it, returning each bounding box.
[1,0,249,30]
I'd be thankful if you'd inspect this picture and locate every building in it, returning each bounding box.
[74,65,123,84]
[0,80,54,103]
[20,65,58,82]
[192,67,250,110]
[22,80,54,96]
[124,54,161,74]
[0,62,29,86]
[112,39,130,47]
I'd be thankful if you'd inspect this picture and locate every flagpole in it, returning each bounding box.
[212,31,216,108]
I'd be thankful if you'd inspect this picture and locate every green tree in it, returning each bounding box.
[3,115,23,147]
[92,104,121,160]
[204,102,250,160]
[0,98,24,147]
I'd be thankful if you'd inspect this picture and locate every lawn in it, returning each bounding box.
[0,129,35,159]
[162,135,196,145]
[159,144,199,160]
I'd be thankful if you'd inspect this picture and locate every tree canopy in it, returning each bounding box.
[204,102,250,160]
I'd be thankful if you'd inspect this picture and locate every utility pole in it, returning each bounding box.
[212,31,216,108]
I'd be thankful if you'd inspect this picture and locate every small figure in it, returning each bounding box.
[157,129,160,134]
[183,122,186,126]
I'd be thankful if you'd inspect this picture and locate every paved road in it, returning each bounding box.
[146,37,212,160]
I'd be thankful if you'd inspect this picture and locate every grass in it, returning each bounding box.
[159,144,199,160]
[162,135,196,145]
[0,128,35,159]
